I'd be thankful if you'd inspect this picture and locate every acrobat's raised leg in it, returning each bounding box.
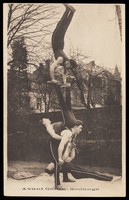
[52,4,76,64]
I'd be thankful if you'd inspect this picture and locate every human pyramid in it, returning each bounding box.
[47,3,82,128]
[42,4,113,190]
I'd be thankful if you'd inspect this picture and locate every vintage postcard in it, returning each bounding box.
[4,3,126,197]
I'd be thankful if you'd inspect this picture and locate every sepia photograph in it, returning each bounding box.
[4,3,125,197]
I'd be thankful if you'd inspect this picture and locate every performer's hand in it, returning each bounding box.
[65,157,72,163]
[58,158,64,166]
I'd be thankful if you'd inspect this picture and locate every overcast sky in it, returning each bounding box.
[5,3,124,73]
[55,4,124,72]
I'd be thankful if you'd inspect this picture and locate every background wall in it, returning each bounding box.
[8,105,122,170]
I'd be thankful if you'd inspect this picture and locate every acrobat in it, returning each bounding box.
[48,4,77,87]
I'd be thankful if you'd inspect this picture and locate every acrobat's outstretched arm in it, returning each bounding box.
[42,118,62,140]
[62,142,76,162]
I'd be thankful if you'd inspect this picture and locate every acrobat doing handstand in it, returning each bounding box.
[48,4,77,87]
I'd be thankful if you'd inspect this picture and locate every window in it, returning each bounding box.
[37,98,42,110]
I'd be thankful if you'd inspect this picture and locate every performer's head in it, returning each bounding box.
[64,60,72,69]
[41,118,51,126]
[57,56,63,65]
[64,59,78,70]
[69,120,83,135]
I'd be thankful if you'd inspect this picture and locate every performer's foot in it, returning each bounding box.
[111,176,121,183]
[45,162,55,174]
[47,80,58,84]
[45,168,54,175]
[56,185,66,190]
[68,75,76,80]
[63,4,76,12]
[47,80,61,86]
[60,83,71,88]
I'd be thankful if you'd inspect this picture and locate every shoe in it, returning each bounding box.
[45,168,54,175]
[56,185,66,190]
[111,176,121,183]
[45,163,55,174]
[69,75,76,80]
[60,83,71,88]
[47,80,58,84]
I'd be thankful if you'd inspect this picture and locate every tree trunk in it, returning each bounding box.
[116,5,122,41]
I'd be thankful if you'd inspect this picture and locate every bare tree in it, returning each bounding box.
[115,5,122,41]
[69,49,114,108]
[29,62,58,113]
[7,4,59,46]
[7,3,61,67]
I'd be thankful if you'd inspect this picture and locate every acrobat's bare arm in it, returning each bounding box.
[42,118,62,140]
[49,57,63,82]
[62,141,76,162]
[65,146,76,163]
[58,130,72,163]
